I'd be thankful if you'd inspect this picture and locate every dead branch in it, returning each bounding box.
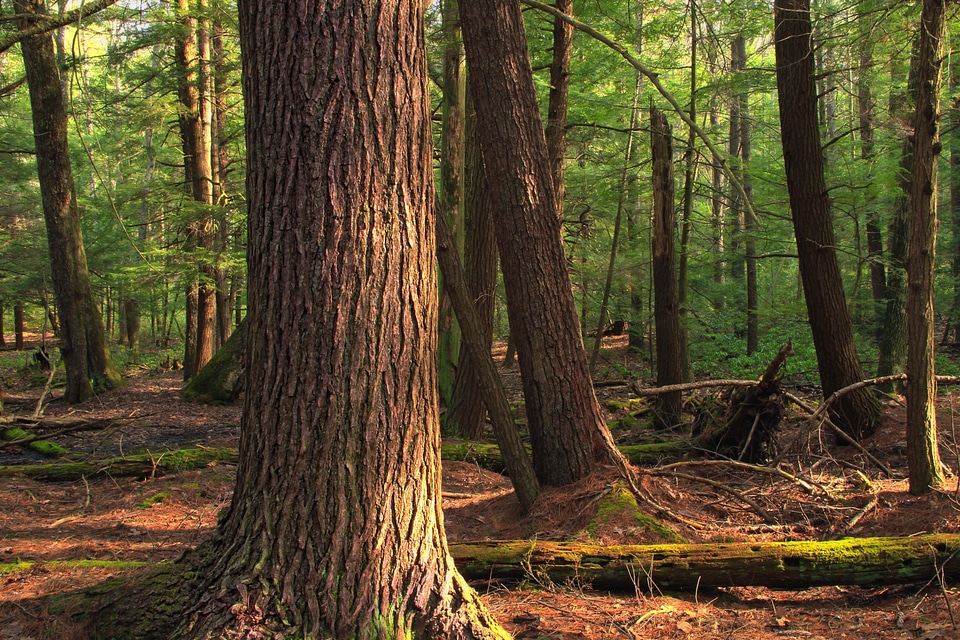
[651,469,777,524]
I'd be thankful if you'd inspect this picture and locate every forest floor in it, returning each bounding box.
[1,335,960,639]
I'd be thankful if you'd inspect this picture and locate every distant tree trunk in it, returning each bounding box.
[14,305,23,351]
[211,1,232,351]
[774,0,881,441]
[136,1,509,636]
[461,0,628,487]
[735,36,759,357]
[650,106,683,429]
[906,0,946,495]
[876,37,921,387]
[0,300,5,348]
[447,96,498,440]
[859,5,885,340]
[951,35,960,342]
[17,0,121,401]
[546,0,573,218]
[124,298,140,363]
[176,0,215,381]
[676,4,695,379]
[727,38,745,283]
[437,0,465,409]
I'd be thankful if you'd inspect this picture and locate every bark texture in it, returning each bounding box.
[774,0,881,440]
[17,0,121,403]
[906,0,946,494]
[650,107,683,428]
[460,0,626,487]
[166,2,508,637]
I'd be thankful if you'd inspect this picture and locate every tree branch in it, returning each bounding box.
[0,0,119,56]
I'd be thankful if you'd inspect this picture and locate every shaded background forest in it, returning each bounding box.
[0,0,956,400]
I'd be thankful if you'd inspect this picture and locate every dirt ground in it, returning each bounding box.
[1,336,959,639]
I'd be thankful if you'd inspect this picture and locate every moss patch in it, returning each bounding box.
[3,427,67,457]
[583,483,687,544]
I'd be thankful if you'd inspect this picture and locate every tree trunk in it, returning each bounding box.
[123,298,140,363]
[859,7,885,340]
[437,0,465,410]
[0,300,6,348]
[182,316,245,404]
[14,305,24,351]
[676,3,695,378]
[905,0,946,495]
[17,0,121,402]
[460,0,628,487]
[447,95,498,440]
[774,0,881,441]
[176,0,215,382]
[133,2,507,637]
[437,214,539,512]
[735,35,759,357]
[545,0,573,218]
[650,106,683,429]
[450,534,960,591]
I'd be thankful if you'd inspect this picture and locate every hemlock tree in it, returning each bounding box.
[123,1,510,636]
[17,0,121,403]
[460,0,628,487]
[774,0,881,441]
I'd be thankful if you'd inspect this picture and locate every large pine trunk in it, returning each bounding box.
[17,0,121,403]
[169,2,507,637]
[774,0,881,441]
[460,0,626,488]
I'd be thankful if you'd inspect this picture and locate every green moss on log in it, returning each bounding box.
[450,534,960,591]
[3,427,67,457]
[583,483,687,543]
[441,441,690,473]
[0,447,238,481]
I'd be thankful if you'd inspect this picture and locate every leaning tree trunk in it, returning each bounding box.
[774,0,881,441]
[650,106,683,429]
[113,1,506,638]
[17,0,121,402]
[447,94,499,440]
[460,0,628,487]
[905,0,946,495]
[545,0,573,218]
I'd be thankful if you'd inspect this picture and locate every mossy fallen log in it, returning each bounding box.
[450,534,960,591]
[442,441,690,472]
[2,427,67,456]
[0,441,692,481]
[0,447,238,481]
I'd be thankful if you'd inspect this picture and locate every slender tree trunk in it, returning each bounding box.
[0,300,5,348]
[14,305,23,351]
[737,35,758,356]
[146,2,509,637]
[460,0,628,487]
[17,0,121,401]
[906,0,946,495]
[650,106,683,429]
[437,0,465,409]
[727,38,745,283]
[951,32,960,342]
[877,37,922,387]
[546,0,573,218]
[859,5,885,340]
[447,95,498,440]
[676,4,695,378]
[774,0,881,441]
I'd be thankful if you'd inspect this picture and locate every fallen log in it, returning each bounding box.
[450,534,960,591]
[0,441,692,482]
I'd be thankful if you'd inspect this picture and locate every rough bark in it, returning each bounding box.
[451,534,960,591]
[650,107,683,429]
[437,0,465,409]
[437,214,539,512]
[905,0,946,495]
[446,96,498,440]
[122,2,507,637]
[774,0,881,441]
[460,0,627,487]
[17,0,121,402]
[182,316,246,404]
[545,0,573,218]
